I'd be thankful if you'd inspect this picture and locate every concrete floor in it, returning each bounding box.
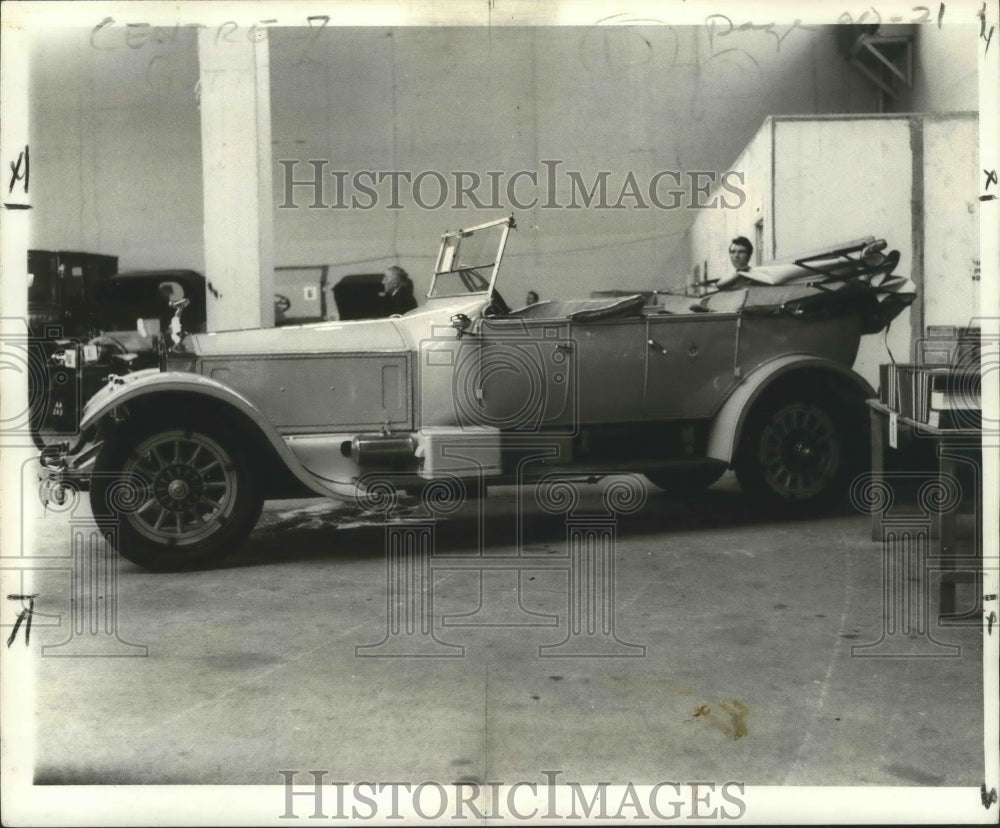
[20,473,984,789]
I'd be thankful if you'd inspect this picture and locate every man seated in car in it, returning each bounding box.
[717,236,755,289]
[379,266,417,316]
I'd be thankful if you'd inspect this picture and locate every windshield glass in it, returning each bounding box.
[428,216,513,299]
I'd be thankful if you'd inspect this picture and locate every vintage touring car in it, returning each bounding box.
[39,216,915,570]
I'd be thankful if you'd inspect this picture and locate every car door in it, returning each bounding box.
[642,313,740,419]
[424,314,648,434]
[566,316,648,425]
[467,316,578,433]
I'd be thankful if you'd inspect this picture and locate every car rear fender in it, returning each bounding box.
[706,354,875,464]
[79,372,350,499]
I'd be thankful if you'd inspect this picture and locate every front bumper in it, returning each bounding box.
[37,439,101,507]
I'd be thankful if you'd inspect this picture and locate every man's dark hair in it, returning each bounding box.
[729,236,753,256]
[730,236,753,256]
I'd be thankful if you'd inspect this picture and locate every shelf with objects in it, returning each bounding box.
[866,326,983,620]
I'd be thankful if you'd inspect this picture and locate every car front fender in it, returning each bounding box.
[78,370,352,499]
[706,354,875,464]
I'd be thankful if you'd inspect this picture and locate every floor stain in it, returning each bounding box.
[690,700,749,739]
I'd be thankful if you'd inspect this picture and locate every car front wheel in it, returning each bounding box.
[734,395,859,510]
[91,417,263,570]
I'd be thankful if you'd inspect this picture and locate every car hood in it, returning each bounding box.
[183,316,410,356]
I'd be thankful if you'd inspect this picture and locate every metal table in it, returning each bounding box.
[866,398,982,618]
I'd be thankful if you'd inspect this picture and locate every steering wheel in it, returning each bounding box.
[483,289,510,318]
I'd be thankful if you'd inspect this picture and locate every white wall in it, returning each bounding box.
[895,25,979,113]
[922,115,981,331]
[688,121,773,292]
[266,25,879,302]
[772,118,914,256]
[772,117,915,386]
[26,24,878,304]
[27,27,204,271]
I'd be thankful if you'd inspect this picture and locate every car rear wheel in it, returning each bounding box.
[91,416,263,571]
[734,394,859,510]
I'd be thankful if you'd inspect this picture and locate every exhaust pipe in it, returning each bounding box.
[349,434,416,466]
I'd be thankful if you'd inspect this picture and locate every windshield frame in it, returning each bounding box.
[427,215,515,300]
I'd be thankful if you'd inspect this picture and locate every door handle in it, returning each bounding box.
[555,343,574,353]
[647,339,667,355]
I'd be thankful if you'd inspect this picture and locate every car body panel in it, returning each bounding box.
[452,316,579,430]
[564,319,647,425]
[198,352,412,433]
[184,316,417,432]
[643,313,740,418]
[394,297,500,428]
[736,307,863,376]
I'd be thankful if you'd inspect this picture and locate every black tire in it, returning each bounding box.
[645,466,725,496]
[90,415,263,571]
[734,392,862,511]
